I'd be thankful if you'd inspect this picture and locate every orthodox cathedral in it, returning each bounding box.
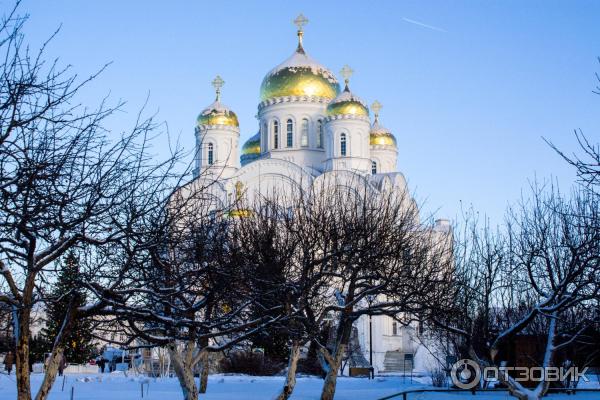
[190,15,449,374]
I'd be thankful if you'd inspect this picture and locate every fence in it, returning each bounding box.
[378,387,600,400]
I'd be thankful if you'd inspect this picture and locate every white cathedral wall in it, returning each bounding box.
[413,339,446,374]
[356,315,448,374]
[370,146,398,174]
[232,158,314,204]
[197,126,240,179]
[355,314,421,373]
[323,118,371,173]
[258,101,328,173]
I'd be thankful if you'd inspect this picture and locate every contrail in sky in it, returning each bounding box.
[402,17,447,33]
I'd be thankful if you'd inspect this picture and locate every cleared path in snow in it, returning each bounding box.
[0,373,598,399]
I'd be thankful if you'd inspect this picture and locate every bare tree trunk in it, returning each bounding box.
[497,317,557,400]
[16,308,32,400]
[168,344,199,400]
[34,347,64,400]
[198,349,209,394]
[35,299,76,400]
[275,342,301,400]
[320,344,345,400]
[198,335,209,394]
[16,335,32,400]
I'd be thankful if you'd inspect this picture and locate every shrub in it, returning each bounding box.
[430,367,447,387]
[219,351,284,376]
[297,356,324,377]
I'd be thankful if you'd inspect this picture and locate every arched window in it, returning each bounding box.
[207,143,214,165]
[392,321,398,336]
[317,119,323,148]
[371,160,377,175]
[301,118,309,147]
[340,133,347,156]
[272,120,279,149]
[286,119,294,148]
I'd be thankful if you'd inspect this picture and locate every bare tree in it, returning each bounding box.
[549,130,600,190]
[495,186,600,399]
[438,59,600,397]
[254,178,453,400]
[219,178,454,400]
[82,182,287,400]
[547,58,600,190]
[435,185,600,400]
[0,4,183,399]
[230,188,333,400]
[430,209,509,373]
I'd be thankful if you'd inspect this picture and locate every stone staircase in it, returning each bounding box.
[382,351,414,373]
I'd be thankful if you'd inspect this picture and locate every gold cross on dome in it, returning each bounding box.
[371,100,382,117]
[211,75,224,101]
[294,14,309,31]
[235,181,244,201]
[340,65,354,86]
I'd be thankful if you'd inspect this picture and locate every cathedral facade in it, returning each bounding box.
[190,15,449,374]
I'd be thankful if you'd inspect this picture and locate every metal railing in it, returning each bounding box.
[378,387,600,400]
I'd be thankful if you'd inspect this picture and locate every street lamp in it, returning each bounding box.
[366,294,375,377]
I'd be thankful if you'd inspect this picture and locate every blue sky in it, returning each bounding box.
[17,0,600,224]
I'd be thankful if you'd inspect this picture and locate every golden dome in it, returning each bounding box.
[370,127,397,147]
[326,65,368,117]
[240,132,260,166]
[260,22,339,102]
[197,75,239,127]
[369,100,396,147]
[241,132,260,155]
[260,63,340,101]
[197,102,239,127]
[326,88,369,117]
[226,209,253,218]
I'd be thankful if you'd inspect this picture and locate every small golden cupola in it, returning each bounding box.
[194,76,240,180]
[259,14,340,102]
[326,65,369,118]
[197,75,239,127]
[240,131,260,166]
[369,100,396,147]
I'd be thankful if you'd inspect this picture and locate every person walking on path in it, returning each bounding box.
[58,353,67,376]
[3,351,14,375]
[98,357,106,373]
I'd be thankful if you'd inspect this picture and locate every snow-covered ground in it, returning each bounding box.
[0,372,598,400]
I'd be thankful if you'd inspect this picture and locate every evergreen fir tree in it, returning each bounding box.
[249,259,290,362]
[41,252,95,364]
[29,334,52,366]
